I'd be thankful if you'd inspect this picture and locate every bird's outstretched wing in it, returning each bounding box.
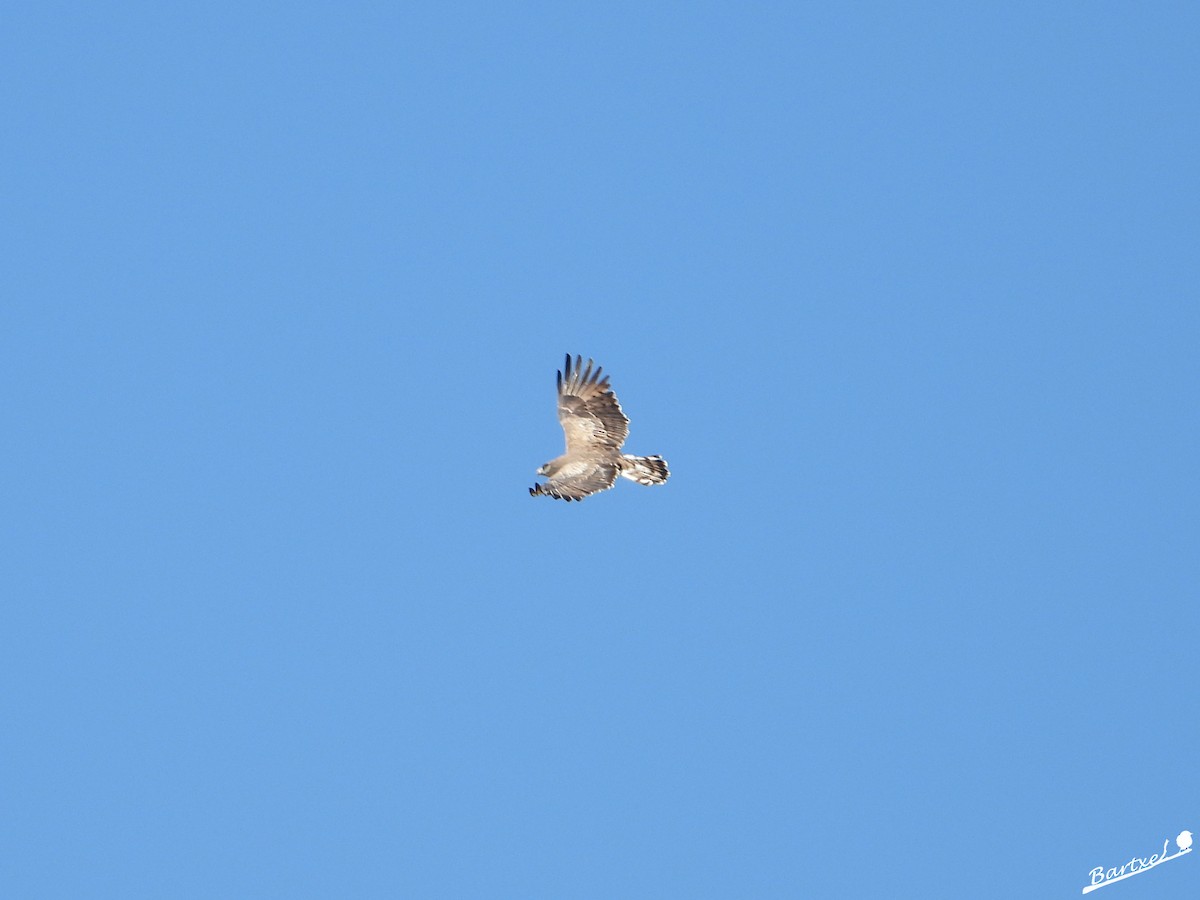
[529,460,620,501]
[557,354,629,454]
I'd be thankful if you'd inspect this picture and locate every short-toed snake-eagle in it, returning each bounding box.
[529,354,669,502]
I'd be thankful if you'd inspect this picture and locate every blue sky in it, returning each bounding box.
[2,3,1197,897]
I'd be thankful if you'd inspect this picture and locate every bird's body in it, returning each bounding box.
[530,354,669,502]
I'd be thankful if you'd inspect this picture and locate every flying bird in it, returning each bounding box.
[530,354,669,502]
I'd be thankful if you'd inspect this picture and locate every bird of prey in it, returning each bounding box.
[530,354,669,502]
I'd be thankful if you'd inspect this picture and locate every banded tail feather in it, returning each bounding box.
[618,454,669,486]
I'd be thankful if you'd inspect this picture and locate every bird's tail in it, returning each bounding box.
[619,454,670,486]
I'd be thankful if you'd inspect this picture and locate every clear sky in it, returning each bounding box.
[2,3,1197,898]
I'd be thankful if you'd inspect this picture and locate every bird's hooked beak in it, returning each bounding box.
[536,465,547,476]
